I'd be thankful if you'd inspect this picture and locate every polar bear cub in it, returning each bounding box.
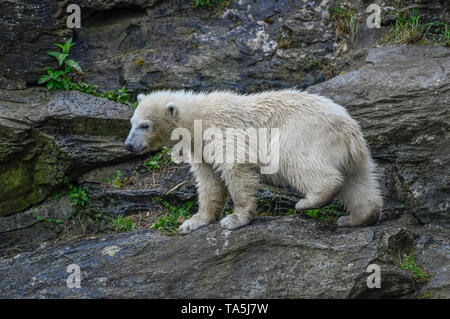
[125,89,382,233]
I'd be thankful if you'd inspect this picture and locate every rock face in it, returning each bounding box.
[1,0,335,90]
[307,45,450,227]
[0,88,137,216]
[1,216,449,299]
[3,0,449,91]
[71,0,334,91]
[0,217,419,298]
[0,0,69,89]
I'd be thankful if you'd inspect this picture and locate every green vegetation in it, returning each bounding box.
[100,87,136,107]
[220,208,233,219]
[68,183,89,207]
[257,195,284,215]
[387,9,449,46]
[329,4,359,49]
[277,36,293,49]
[399,254,430,284]
[152,198,195,234]
[301,204,346,222]
[389,9,426,44]
[39,38,138,107]
[107,170,129,189]
[30,208,63,225]
[110,215,136,232]
[419,292,433,299]
[144,147,174,171]
[430,22,450,47]
[194,0,225,8]
[38,38,82,90]
[257,195,346,222]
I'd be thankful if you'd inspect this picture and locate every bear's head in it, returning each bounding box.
[124,92,179,153]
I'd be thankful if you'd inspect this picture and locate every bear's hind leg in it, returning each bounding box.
[179,163,228,234]
[218,164,259,230]
[336,165,382,227]
[293,170,343,211]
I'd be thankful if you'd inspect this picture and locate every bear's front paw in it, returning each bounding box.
[220,213,251,230]
[179,215,211,234]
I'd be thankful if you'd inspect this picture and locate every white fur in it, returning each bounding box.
[128,89,383,233]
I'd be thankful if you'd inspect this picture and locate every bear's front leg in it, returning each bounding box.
[218,164,259,230]
[179,163,227,234]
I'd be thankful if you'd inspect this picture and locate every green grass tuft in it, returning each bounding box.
[399,254,430,284]
[329,4,359,50]
[110,215,136,232]
[152,198,195,234]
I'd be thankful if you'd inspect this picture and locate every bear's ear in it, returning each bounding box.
[166,102,178,119]
[137,94,146,103]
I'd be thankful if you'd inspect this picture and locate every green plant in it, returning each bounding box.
[144,147,174,171]
[152,198,195,234]
[399,254,430,283]
[194,0,225,8]
[220,208,234,219]
[107,170,128,189]
[68,184,89,207]
[72,82,100,96]
[422,21,450,47]
[257,195,283,215]
[329,4,359,48]
[39,38,139,108]
[277,36,293,49]
[389,9,427,44]
[38,38,82,90]
[111,215,136,232]
[419,292,433,299]
[30,207,63,225]
[101,87,138,108]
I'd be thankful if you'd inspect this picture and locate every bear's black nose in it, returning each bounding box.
[124,142,135,152]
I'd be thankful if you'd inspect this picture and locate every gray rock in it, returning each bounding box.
[82,163,198,216]
[0,0,70,89]
[0,88,139,216]
[0,217,424,298]
[0,195,72,257]
[69,0,334,91]
[307,45,450,227]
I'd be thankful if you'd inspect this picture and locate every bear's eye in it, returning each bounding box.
[139,124,149,130]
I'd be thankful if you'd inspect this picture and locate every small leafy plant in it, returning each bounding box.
[144,147,174,171]
[399,254,430,284]
[107,170,130,189]
[386,8,449,46]
[38,38,82,90]
[39,38,138,108]
[68,184,89,207]
[110,215,136,232]
[152,198,195,234]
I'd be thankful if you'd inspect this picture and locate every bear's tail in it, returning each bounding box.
[337,140,383,226]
